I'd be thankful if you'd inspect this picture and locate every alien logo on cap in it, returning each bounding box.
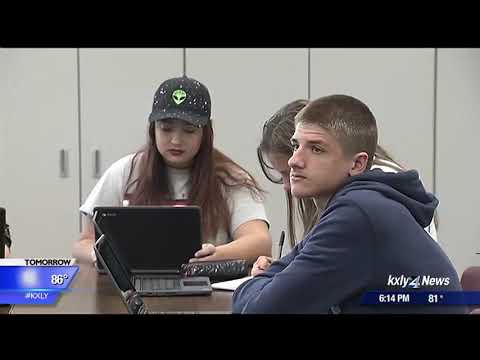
[172,89,187,105]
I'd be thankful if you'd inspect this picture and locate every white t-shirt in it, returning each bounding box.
[371,158,438,242]
[80,154,270,245]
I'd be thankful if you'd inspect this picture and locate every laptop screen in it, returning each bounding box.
[94,234,135,293]
[0,208,5,258]
[93,206,202,272]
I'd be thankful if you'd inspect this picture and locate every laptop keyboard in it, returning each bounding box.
[135,277,181,291]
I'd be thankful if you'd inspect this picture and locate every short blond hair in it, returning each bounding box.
[295,94,378,169]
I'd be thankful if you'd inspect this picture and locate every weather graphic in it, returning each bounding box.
[0,259,79,305]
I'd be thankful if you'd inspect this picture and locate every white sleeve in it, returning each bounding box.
[227,186,270,235]
[426,218,438,242]
[79,155,134,217]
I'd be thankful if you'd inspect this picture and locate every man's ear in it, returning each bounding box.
[349,152,369,176]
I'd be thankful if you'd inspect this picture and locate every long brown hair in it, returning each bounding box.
[125,120,263,243]
[259,100,320,247]
[374,144,405,172]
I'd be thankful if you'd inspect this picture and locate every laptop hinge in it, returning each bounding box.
[131,269,181,275]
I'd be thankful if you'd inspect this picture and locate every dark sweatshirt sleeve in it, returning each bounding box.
[232,199,374,313]
[232,242,301,312]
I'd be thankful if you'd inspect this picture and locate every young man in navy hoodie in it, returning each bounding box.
[233,94,466,314]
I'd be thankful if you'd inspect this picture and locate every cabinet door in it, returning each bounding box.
[187,48,308,255]
[1,49,79,257]
[310,48,435,191]
[0,50,7,199]
[437,49,480,274]
[79,49,183,206]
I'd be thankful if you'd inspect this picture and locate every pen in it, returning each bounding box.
[278,230,285,259]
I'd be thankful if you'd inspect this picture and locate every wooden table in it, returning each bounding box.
[9,264,233,314]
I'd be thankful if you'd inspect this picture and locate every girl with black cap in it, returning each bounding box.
[74,76,271,265]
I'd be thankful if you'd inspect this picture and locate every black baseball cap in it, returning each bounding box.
[148,76,211,127]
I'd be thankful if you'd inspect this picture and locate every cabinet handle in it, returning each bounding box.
[93,150,101,178]
[59,149,69,178]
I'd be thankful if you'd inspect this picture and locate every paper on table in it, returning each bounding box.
[211,276,253,291]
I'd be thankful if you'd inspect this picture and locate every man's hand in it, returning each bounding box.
[251,256,273,276]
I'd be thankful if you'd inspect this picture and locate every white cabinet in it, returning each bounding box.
[1,49,80,257]
[186,48,308,255]
[78,49,183,205]
[437,49,480,274]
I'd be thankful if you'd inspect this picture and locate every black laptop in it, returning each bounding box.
[93,205,203,272]
[92,206,212,296]
[94,230,212,298]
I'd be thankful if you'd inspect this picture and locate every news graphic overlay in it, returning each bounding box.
[361,274,480,306]
[0,258,79,305]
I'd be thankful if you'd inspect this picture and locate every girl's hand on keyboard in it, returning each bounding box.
[189,243,216,262]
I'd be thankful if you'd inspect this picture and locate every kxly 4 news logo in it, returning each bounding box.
[387,275,450,289]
